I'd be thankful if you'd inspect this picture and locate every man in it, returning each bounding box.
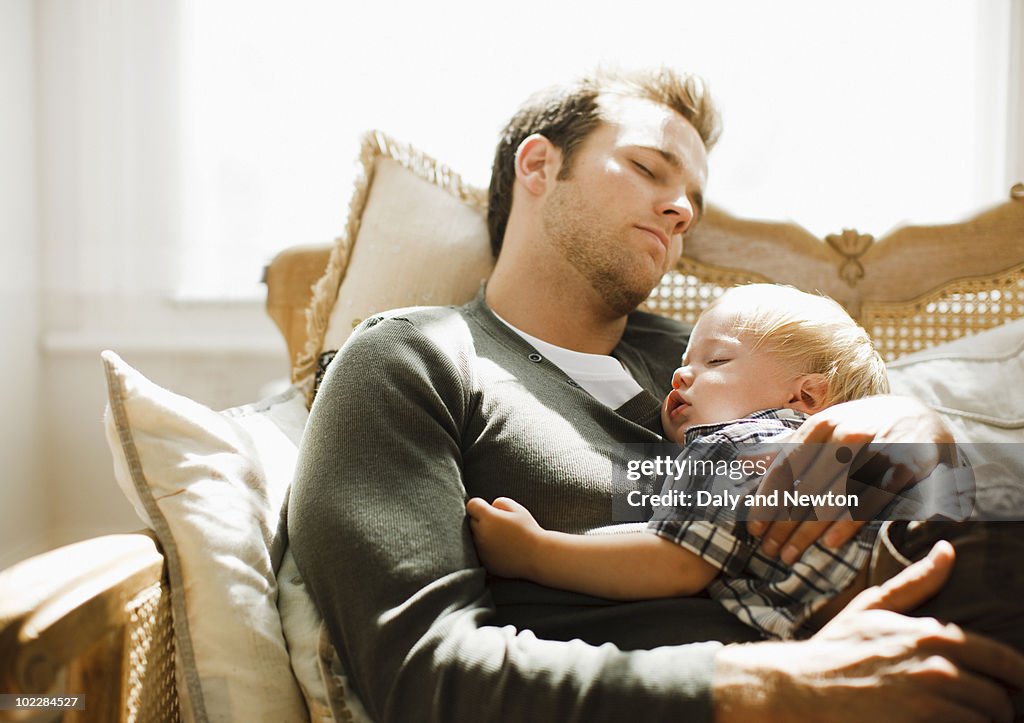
[289,69,1024,722]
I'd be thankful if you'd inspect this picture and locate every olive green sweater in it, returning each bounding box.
[288,292,760,723]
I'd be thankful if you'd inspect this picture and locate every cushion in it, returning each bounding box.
[278,548,372,723]
[886,318,1024,517]
[295,131,493,383]
[102,350,309,722]
[887,317,1024,442]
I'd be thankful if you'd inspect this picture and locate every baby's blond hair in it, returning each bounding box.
[711,284,889,406]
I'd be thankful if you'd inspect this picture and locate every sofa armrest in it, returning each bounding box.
[0,532,178,722]
[263,244,332,379]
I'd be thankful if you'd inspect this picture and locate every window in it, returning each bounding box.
[88,1,1024,299]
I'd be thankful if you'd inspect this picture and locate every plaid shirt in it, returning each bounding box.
[648,409,877,640]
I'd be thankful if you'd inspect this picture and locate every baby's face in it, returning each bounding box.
[661,305,802,443]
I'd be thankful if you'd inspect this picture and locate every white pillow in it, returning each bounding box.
[886,318,1024,517]
[103,350,309,723]
[296,131,493,383]
[278,548,373,723]
[887,317,1024,441]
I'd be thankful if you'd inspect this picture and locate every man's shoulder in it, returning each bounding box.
[315,304,481,401]
[346,304,477,350]
[334,299,509,374]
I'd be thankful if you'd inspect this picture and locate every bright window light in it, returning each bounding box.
[177,0,1011,297]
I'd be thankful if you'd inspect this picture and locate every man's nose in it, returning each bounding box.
[657,193,695,236]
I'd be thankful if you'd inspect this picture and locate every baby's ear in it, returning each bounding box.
[787,374,829,414]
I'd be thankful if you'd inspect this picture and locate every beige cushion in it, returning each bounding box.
[297,131,493,382]
[887,318,1024,516]
[278,548,372,723]
[887,317,1024,441]
[102,350,309,723]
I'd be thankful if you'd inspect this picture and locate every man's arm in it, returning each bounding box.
[714,541,1024,723]
[467,496,717,599]
[287,317,724,722]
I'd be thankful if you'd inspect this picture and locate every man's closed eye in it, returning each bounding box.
[632,161,654,178]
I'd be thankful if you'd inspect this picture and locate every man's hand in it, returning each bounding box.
[466,497,545,579]
[747,395,955,564]
[713,541,1024,723]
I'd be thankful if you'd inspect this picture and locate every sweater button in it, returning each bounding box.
[528,353,543,363]
[567,379,580,387]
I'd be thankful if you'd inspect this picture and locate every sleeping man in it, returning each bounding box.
[288,68,1024,722]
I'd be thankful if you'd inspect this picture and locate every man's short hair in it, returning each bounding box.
[715,284,890,406]
[486,68,721,257]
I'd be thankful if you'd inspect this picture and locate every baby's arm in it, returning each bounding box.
[465,497,717,600]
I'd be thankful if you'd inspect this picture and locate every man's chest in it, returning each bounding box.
[458,360,660,531]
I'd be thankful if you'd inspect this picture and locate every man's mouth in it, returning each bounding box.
[636,225,670,249]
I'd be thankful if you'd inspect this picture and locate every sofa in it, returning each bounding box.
[2,130,1023,722]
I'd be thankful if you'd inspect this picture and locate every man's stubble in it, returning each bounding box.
[541,179,661,318]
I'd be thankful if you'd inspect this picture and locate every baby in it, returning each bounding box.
[467,283,895,639]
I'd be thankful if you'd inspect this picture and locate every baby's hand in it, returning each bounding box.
[465,497,545,579]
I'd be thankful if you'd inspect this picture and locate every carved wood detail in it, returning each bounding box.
[825,229,876,287]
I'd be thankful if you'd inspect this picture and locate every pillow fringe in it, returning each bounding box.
[296,130,487,402]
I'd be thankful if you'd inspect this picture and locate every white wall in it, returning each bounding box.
[1010,0,1024,187]
[41,348,287,552]
[0,0,290,571]
[14,0,291,564]
[0,0,44,570]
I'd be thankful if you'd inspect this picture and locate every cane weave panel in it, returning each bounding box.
[644,260,1024,363]
[641,261,771,328]
[863,264,1024,361]
[125,581,179,723]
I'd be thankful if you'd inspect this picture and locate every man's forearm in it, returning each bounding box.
[527,531,718,600]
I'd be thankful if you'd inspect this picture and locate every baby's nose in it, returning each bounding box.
[672,366,693,389]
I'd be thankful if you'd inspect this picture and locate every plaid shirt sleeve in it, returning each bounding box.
[648,411,801,577]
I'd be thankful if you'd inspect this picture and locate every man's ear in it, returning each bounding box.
[787,373,829,414]
[514,134,561,196]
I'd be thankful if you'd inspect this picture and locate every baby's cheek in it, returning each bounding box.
[660,407,679,442]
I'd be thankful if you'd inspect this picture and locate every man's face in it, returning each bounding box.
[541,95,708,316]
[660,304,802,443]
